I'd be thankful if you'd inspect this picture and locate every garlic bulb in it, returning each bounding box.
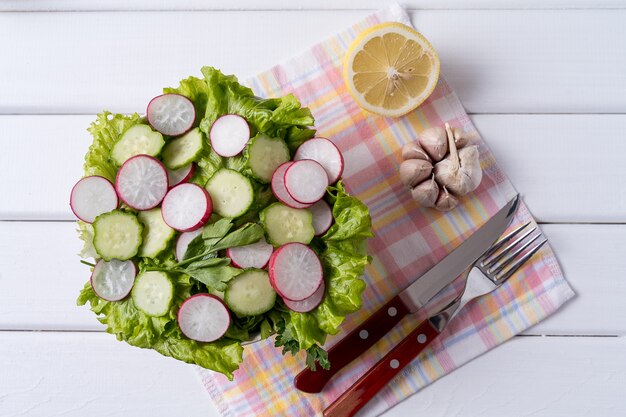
[418,126,448,162]
[411,174,439,207]
[433,124,482,196]
[399,159,433,188]
[435,186,459,211]
[401,142,431,161]
[400,122,483,211]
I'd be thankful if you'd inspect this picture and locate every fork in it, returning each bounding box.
[324,222,547,417]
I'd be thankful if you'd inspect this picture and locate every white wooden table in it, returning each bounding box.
[1,1,625,416]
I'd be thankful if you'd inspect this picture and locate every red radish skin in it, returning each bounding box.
[308,199,333,236]
[175,229,203,262]
[226,237,274,269]
[210,114,250,157]
[283,281,325,313]
[268,243,323,301]
[90,259,137,302]
[284,159,329,205]
[271,162,312,209]
[70,176,118,223]
[177,294,230,343]
[294,137,344,184]
[147,94,195,136]
[116,155,168,210]
[167,163,195,188]
[161,183,212,232]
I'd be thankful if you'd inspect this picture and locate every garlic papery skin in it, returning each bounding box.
[402,142,431,162]
[453,127,469,148]
[418,126,448,162]
[399,159,433,188]
[435,186,459,211]
[411,174,439,207]
[433,123,482,196]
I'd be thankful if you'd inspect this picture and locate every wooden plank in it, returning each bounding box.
[524,224,626,336]
[0,115,91,221]
[472,114,626,223]
[0,221,100,330]
[0,331,214,417]
[386,336,626,417]
[0,221,623,335]
[0,10,625,114]
[2,0,626,11]
[2,114,624,223]
[0,332,624,416]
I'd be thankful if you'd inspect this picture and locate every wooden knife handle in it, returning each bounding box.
[323,320,440,417]
[294,295,410,393]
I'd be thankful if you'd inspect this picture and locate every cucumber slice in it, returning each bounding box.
[260,203,315,246]
[111,125,165,166]
[93,210,143,261]
[137,208,175,258]
[131,271,174,317]
[205,169,253,218]
[225,269,276,316]
[247,134,290,183]
[162,127,204,169]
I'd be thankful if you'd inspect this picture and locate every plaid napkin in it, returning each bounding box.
[197,4,575,416]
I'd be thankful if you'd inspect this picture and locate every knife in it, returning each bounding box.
[294,195,519,393]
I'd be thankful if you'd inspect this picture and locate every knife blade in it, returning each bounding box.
[398,194,519,311]
[294,195,520,393]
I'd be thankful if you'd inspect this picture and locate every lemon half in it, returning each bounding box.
[344,22,440,117]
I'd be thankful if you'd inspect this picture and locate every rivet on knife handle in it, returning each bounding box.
[323,319,440,417]
[293,295,410,393]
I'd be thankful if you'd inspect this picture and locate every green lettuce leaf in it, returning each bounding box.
[76,221,97,259]
[77,271,243,380]
[199,66,316,154]
[83,112,144,182]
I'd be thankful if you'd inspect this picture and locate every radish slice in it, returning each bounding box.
[210,114,250,157]
[116,155,168,210]
[269,243,323,301]
[147,94,195,136]
[167,163,195,188]
[178,294,230,342]
[271,162,312,209]
[294,137,344,183]
[175,229,203,262]
[308,199,333,236]
[226,236,274,269]
[284,159,329,205]
[161,183,212,232]
[70,176,118,223]
[90,259,136,301]
[283,281,325,313]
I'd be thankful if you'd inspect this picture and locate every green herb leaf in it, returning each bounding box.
[202,218,234,240]
[211,222,264,253]
[183,234,208,261]
[184,265,242,292]
[186,257,230,269]
[305,344,330,371]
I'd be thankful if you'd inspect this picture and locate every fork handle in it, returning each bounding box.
[323,320,440,417]
[294,295,410,393]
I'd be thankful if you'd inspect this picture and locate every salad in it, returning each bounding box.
[72,67,372,380]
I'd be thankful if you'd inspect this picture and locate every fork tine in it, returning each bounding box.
[489,233,542,274]
[480,221,531,261]
[482,225,537,270]
[496,239,548,283]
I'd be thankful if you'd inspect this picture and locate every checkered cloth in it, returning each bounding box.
[197,4,574,416]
